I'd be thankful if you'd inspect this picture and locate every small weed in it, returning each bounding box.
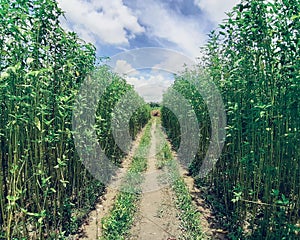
[157,131,204,239]
[101,121,152,239]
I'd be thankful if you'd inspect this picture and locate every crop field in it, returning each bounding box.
[0,0,299,239]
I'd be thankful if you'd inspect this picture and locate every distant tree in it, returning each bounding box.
[149,102,160,108]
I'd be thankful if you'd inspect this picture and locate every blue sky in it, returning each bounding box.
[57,0,239,102]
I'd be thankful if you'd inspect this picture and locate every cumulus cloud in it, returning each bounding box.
[126,72,174,102]
[152,49,196,74]
[57,0,240,55]
[108,58,173,102]
[57,0,144,45]
[57,0,241,102]
[114,60,139,76]
[194,0,240,24]
[131,0,208,58]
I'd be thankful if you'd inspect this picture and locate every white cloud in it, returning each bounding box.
[114,60,139,76]
[109,58,173,102]
[58,0,144,45]
[126,72,174,102]
[132,1,209,58]
[194,0,240,24]
[56,0,241,102]
[152,50,196,74]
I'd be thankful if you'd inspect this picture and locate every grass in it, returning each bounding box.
[156,126,204,240]
[100,121,152,239]
[161,1,299,238]
[0,1,151,238]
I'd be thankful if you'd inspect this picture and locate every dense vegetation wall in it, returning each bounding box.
[0,1,150,238]
[162,0,299,239]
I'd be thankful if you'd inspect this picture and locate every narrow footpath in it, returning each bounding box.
[73,117,227,240]
[70,126,147,240]
[129,119,181,239]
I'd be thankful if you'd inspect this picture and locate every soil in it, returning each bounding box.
[73,118,228,240]
[129,119,181,240]
[165,133,228,240]
[69,126,147,240]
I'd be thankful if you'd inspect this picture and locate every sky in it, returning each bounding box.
[57,0,240,102]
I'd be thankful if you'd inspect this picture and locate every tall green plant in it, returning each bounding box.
[162,0,299,239]
[0,1,150,239]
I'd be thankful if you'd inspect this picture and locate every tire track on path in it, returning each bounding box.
[129,118,181,240]
[70,125,148,240]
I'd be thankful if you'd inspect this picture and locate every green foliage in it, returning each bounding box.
[149,102,160,108]
[162,0,299,239]
[101,121,152,239]
[0,1,150,239]
[156,133,204,239]
[95,69,151,166]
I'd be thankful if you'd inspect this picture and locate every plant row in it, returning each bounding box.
[156,125,204,240]
[0,1,150,239]
[162,0,299,239]
[101,120,152,239]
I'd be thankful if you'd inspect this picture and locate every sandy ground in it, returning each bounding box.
[162,127,228,240]
[129,119,181,240]
[72,118,228,240]
[69,125,147,240]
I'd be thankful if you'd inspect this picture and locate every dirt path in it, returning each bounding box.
[129,119,181,239]
[164,130,228,240]
[72,118,227,240]
[70,126,147,240]
[178,167,228,240]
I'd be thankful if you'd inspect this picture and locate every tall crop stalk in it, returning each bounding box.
[0,1,150,239]
[162,0,299,238]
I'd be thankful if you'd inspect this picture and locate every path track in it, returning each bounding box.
[70,125,147,240]
[129,119,181,239]
[73,117,227,239]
